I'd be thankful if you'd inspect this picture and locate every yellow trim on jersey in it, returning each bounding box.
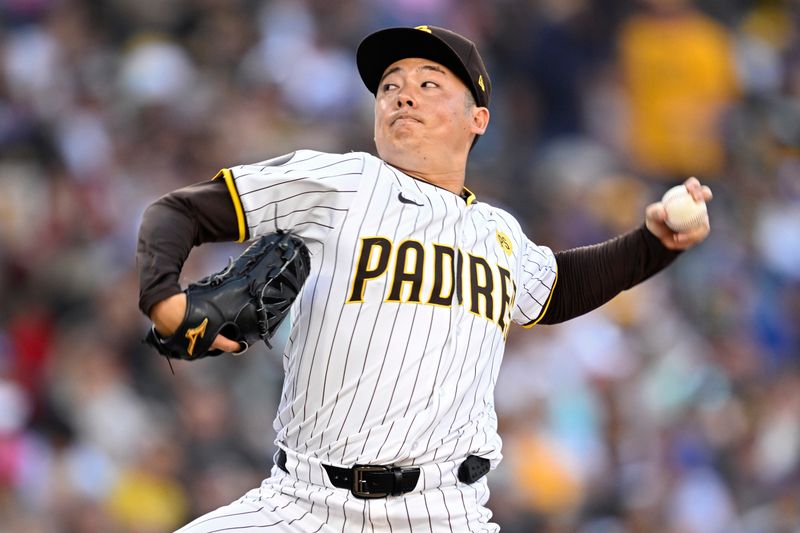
[214,168,246,243]
[522,269,559,329]
[462,187,476,206]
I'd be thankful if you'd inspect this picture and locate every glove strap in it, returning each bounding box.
[144,325,175,357]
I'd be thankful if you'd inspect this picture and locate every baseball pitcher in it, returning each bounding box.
[137,25,712,532]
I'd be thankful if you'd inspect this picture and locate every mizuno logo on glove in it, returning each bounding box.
[185,317,209,356]
[143,232,310,362]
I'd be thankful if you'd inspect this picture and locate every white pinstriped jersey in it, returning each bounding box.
[222,150,557,470]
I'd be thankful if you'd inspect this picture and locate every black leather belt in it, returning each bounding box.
[275,449,489,499]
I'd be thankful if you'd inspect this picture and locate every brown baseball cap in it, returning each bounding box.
[356,25,491,108]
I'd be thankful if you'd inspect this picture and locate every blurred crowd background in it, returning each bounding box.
[0,0,798,531]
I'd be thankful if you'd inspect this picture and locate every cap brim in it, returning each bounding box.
[356,27,476,100]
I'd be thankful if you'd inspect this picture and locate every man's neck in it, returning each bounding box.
[383,150,468,195]
[378,142,470,195]
[399,167,466,195]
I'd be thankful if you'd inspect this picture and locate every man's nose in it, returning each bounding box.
[396,92,416,108]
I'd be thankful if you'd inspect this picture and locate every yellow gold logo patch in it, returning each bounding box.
[415,25,432,33]
[185,317,209,357]
[478,75,485,92]
[496,230,512,256]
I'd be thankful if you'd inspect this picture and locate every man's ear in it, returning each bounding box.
[471,107,490,136]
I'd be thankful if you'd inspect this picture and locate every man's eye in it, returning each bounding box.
[421,81,439,88]
[381,83,398,92]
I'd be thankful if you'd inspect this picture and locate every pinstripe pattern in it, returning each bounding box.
[190,150,556,530]
[175,467,497,532]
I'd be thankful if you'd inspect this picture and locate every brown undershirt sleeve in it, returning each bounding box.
[538,225,681,325]
[137,178,246,316]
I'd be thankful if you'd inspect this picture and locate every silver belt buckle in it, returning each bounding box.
[352,465,390,499]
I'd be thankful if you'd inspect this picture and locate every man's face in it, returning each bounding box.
[373,57,486,163]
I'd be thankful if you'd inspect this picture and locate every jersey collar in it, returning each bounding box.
[461,187,476,205]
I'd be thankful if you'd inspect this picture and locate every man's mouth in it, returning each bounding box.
[391,114,422,126]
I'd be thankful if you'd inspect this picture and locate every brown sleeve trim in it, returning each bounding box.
[534,225,681,325]
[137,179,244,316]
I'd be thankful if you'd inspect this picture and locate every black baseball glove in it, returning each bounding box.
[144,232,310,360]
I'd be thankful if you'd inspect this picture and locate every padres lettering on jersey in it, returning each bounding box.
[225,150,557,468]
[346,238,517,338]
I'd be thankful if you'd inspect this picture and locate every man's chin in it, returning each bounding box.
[376,135,423,156]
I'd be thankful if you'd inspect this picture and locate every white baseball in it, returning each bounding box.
[661,184,708,232]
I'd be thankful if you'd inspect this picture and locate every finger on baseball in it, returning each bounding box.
[212,334,241,353]
[673,217,710,247]
[683,177,713,203]
[644,203,678,249]
[646,202,667,222]
[644,203,668,234]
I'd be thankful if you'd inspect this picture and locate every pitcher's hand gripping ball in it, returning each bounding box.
[661,184,708,232]
[145,232,310,360]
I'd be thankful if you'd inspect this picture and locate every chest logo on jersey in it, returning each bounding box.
[346,237,517,337]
